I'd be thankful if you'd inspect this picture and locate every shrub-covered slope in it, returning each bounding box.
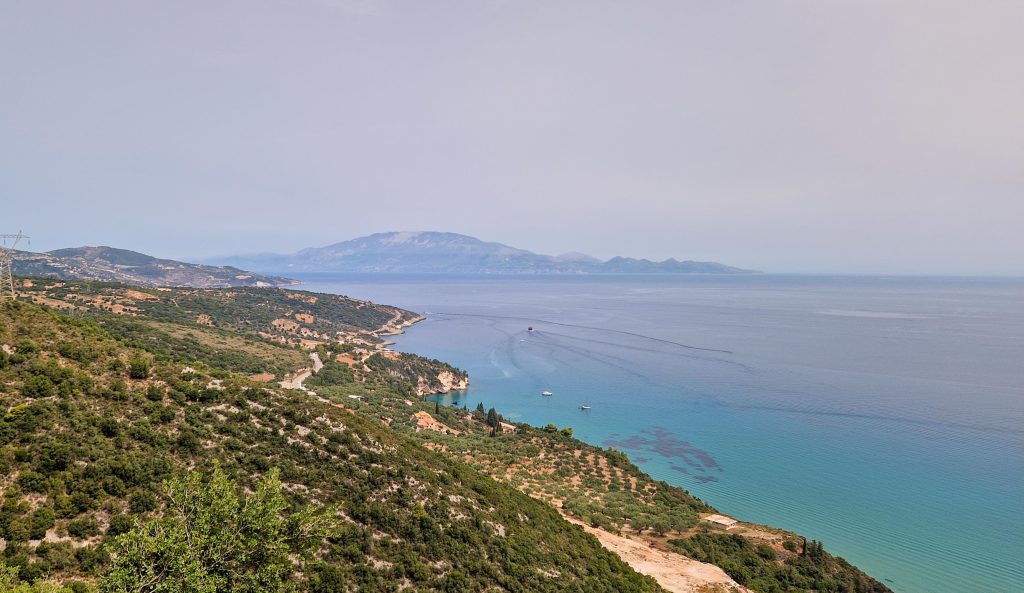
[15,280,430,381]
[316,366,893,593]
[1,279,893,593]
[0,300,661,592]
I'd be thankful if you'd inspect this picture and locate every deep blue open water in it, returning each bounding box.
[295,274,1023,593]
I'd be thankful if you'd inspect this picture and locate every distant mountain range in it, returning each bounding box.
[12,246,296,288]
[208,232,757,275]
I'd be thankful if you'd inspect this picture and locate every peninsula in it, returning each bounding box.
[11,245,296,288]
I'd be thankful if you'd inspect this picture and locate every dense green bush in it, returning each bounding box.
[30,507,55,539]
[22,375,55,398]
[18,471,47,493]
[104,515,134,538]
[39,442,72,473]
[67,518,100,538]
[127,356,150,380]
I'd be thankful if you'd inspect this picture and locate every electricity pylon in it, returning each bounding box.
[0,231,29,299]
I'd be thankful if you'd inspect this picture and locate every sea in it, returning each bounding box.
[294,273,1023,593]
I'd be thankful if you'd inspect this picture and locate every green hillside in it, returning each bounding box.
[0,280,891,593]
[17,280,414,339]
[310,366,893,593]
[0,299,660,592]
[14,280,426,381]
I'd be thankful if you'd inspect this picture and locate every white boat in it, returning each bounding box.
[580,405,591,410]
[541,390,553,396]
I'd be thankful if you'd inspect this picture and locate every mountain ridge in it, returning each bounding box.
[208,231,758,275]
[12,245,297,288]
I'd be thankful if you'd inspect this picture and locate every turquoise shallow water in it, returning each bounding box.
[296,274,1024,593]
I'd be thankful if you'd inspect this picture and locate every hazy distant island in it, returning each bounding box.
[11,245,297,288]
[7,233,754,290]
[205,231,759,275]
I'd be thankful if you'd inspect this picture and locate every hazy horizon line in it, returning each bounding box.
[12,232,1024,279]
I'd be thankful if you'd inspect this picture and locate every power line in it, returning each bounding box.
[0,231,30,299]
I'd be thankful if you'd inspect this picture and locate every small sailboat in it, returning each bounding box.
[541,390,553,396]
[580,404,591,410]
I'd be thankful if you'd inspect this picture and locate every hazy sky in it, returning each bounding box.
[2,1,1022,274]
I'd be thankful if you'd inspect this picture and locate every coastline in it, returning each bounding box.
[14,277,905,591]
[285,274,1024,592]
[374,311,426,338]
